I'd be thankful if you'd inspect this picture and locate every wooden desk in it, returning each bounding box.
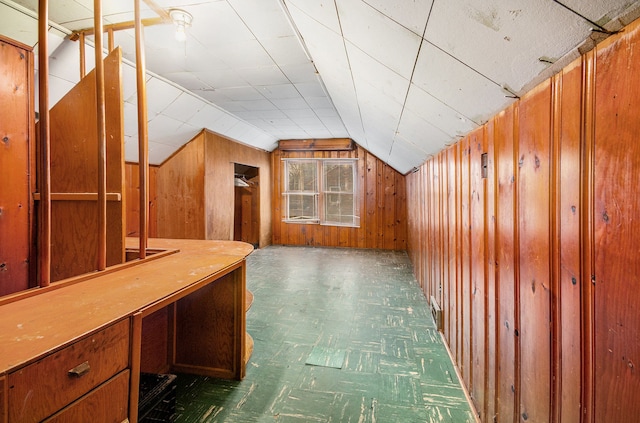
[0,238,253,423]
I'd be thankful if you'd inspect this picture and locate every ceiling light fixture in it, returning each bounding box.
[169,9,193,42]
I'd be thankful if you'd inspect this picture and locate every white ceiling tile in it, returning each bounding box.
[162,93,204,122]
[425,0,593,92]
[388,137,431,173]
[237,66,288,86]
[257,84,299,100]
[363,0,433,35]
[145,77,183,115]
[215,86,264,101]
[0,5,38,47]
[162,72,212,91]
[187,105,228,129]
[346,41,410,106]
[284,0,342,33]
[404,85,479,138]
[123,101,138,137]
[147,114,184,140]
[294,82,326,98]
[338,0,422,79]
[283,108,316,119]
[147,141,183,165]
[194,70,246,90]
[395,107,452,152]
[280,63,320,83]
[262,36,310,66]
[187,2,256,46]
[271,97,309,110]
[413,43,514,124]
[237,9,295,40]
[561,0,638,23]
[232,99,278,111]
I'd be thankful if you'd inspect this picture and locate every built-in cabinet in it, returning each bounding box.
[0,238,250,423]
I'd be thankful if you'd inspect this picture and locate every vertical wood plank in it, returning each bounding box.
[470,126,487,419]
[593,18,640,423]
[485,117,498,423]
[518,80,552,423]
[494,105,517,423]
[461,136,472,386]
[447,146,458,355]
[557,58,584,423]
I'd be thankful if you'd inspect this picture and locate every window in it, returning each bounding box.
[283,159,360,227]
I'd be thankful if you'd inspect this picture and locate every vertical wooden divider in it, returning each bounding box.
[135,0,149,258]
[79,32,86,78]
[37,0,51,287]
[94,0,107,270]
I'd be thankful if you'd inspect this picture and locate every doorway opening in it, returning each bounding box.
[233,163,260,249]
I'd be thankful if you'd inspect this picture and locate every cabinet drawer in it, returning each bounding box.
[8,319,130,423]
[43,370,129,423]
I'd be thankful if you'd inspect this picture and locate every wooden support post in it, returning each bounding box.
[108,28,114,52]
[135,0,149,259]
[79,32,86,78]
[37,0,51,287]
[94,0,107,270]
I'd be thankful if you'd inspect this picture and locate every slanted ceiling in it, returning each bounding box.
[1,0,640,173]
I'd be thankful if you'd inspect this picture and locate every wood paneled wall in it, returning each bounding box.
[153,130,272,247]
[406,18,640,423]
[271,144,407,250]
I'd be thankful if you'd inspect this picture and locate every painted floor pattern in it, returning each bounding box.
[175,246,475,423]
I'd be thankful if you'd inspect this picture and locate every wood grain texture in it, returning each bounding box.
[593,17,640,423]
[8,319,129,423]
[0,37,34,296]
[0,376,5,423]
[48,48,125,281]
[557,58,583,423]
[155,130,271,247]
[494,105,517,423]
[124,163,158,238]
[405,19,640,423]
[43,370,129,423]
[469,126,486,419]
[271,143,407,250]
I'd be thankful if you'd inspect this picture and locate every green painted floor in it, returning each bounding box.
[175,246,475,422]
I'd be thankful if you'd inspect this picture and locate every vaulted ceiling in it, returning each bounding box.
[2,0,639,173]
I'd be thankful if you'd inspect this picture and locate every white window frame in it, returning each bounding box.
[282,158,360,227]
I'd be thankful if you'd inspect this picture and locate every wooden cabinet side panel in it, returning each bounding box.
[174,266,245,379]
[593,19,640,423]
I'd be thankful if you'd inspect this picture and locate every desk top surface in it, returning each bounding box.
[0,238,253,374]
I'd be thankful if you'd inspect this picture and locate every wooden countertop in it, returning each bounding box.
[0,238,253,374]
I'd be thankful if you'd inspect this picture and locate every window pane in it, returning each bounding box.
[324,163,353,192]
[287,161,317,192]
[324,193,354,224]
[287,194,317,220]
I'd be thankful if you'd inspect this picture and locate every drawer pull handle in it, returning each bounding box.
[68,361,91,378]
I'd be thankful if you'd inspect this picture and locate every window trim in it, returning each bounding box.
[282,158,360,227]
